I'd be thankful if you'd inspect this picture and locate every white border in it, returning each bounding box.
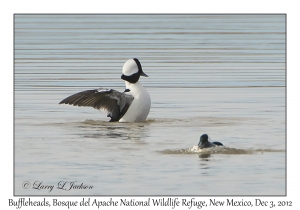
[2,0,298,209]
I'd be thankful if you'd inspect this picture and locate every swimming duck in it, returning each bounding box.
[59,58,151,122]
[198,134,223,148]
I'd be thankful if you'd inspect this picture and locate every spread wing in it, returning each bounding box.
[59,88,134,122]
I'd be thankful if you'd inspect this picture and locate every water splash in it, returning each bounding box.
[160,146,285,155]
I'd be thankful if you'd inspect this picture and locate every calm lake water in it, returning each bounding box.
[14,14,286,196]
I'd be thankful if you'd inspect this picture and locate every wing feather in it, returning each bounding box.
[59,88,134,122]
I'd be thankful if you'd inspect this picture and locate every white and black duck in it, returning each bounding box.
[59,58,151,122]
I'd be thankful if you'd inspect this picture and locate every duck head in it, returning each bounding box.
[121,58,148,83]
[198,134,224,148]
[198,134,217,149]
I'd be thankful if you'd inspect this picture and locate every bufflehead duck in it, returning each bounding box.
[198,134,223,148]
[59,58,151,122]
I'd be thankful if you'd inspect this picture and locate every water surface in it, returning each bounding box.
[14,14,285,195]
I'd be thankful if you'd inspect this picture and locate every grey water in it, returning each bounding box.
[14,14,286,195]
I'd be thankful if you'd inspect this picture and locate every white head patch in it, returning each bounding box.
[122,59,139,76]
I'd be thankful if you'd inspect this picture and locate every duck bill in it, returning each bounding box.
[140,71,148,77]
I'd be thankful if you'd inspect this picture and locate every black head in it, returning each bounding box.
[198,134,210,149]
